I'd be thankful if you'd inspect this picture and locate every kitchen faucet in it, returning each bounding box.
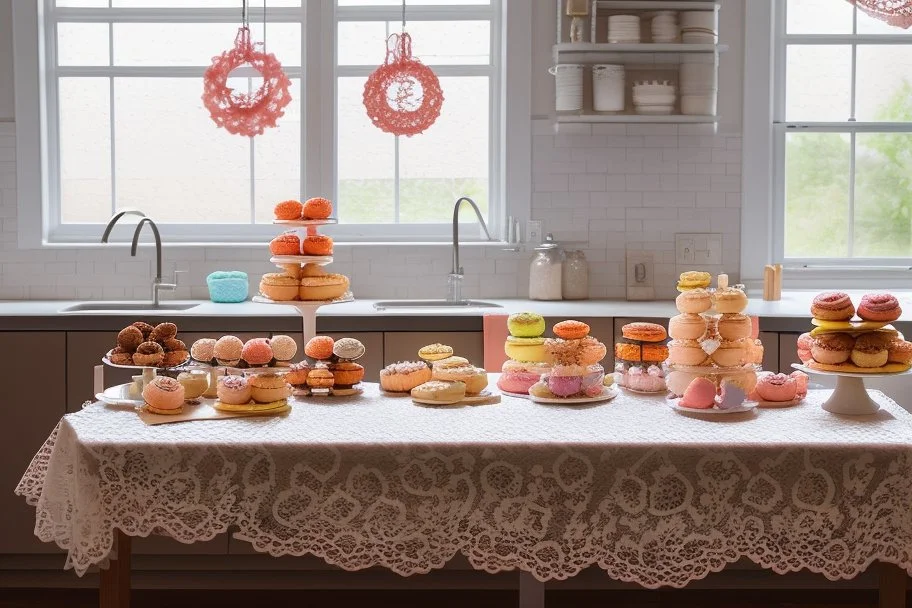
[101,210,182,307]
[448,196,494,303]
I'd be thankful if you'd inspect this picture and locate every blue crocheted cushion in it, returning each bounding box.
[206,271,249,303]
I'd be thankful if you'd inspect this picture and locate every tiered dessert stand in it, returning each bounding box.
[252,218,353,344]
[792,364,911,416]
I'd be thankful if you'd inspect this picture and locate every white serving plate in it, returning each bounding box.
[97,383,144,407]
[103,350,190,370]
[792,363,912,379]
[270,255,333,266]
[529,386,618,405]
[666,396,758,415]
[273,218,338,226]
[252,293,354,306]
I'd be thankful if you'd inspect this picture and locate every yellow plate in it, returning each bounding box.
[213,399,288,413]
[809,325,897,338]
[810,319,889,331]
[807,361,912,374]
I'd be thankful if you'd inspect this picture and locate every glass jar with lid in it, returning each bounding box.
[562,250,589,300]
[529,233,563,301]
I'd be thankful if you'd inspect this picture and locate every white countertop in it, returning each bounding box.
[0,290,909,321]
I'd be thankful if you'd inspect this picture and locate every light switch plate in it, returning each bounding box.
[676,233,722,265]
[626,253,655,301]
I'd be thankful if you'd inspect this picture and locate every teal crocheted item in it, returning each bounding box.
[206,271,249,303]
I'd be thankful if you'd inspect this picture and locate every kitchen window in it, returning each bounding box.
[13,0,527,245]
[762,0,912,273]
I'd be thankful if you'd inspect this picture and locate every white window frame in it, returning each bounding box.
[12,1,531,247]
[742,0,912,289]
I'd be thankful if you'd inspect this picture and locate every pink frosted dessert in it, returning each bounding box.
[497,360,550,394]
[548,365,584,397]
[580,364,605,397]
[680,377,716,409]
[625,365,666,393]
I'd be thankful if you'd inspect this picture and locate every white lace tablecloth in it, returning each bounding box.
[15,382,912,588]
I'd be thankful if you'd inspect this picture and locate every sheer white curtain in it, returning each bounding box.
[848,0,912,28]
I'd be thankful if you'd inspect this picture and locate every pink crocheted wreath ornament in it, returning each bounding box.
[848,0,912,28]
[202,26,292,137]
[363,33,443,137]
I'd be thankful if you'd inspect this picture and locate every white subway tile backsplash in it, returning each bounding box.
[0,120,742,300]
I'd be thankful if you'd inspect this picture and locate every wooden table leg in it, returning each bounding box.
[519,572,544,608]
[878,562,907,608]
[99,530,131,608]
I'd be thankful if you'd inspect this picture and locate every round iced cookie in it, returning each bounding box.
[507,312,546,338]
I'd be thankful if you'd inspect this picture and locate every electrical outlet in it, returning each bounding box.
[676,233,721,265]
[526,220,543,245]
[675,235,695,264]
[626,253,655,301]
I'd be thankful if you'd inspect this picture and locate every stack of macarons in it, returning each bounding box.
[213,373,291,415]
[406,343,489,404]
[190,334,298,368]
[109,321,189,368]
[614,322,668,393]
[797,292,911,373]
[274,197,334,221]
[496,312,552,394]
[528,320,609,399]
[286,335,366,395]
[259,263,350,302]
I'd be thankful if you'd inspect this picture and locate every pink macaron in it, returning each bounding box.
[754,372,798,402]
[242,338,274,366]
[680,377,716,409]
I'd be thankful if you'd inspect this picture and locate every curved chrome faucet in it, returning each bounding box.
[448,196,494,303]
[101,210,181,307]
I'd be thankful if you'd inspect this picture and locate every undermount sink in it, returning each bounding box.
[59,302,200,313]
[373,300,502,310]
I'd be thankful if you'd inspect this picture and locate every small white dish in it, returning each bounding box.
[97,383,144,407]
[667,396,758,415]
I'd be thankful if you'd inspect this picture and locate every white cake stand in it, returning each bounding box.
[791,363,911,415]
[252,293,354,344]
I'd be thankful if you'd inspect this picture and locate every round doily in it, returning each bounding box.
[202,26,292,137]
[363,33,443,137]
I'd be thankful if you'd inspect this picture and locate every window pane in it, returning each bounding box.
[56,0,107,6]
[786,45,851,122]
[58,23,110,67]
[59,78,112,224]
[337,77,395,224]
[339,0,488,5]
[857,8,910,34]
[254,79,302,224]
[114,23,300,67]
[856,46,912,122]
[786,0,853,34]
[784,132,850,258]
[855,133,912,257]
[339,21,489,65]
[399,76,489,224]
[113,78,250,223]
[112,0,300,6]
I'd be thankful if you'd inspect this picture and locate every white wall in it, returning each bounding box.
[0,0,14,121]
[0,0,746,301]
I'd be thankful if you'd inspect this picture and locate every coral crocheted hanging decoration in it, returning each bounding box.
[847,0,912,28]
[202,24,291,137]
[363,32,444,137]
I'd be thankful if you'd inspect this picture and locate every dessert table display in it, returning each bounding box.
[16,379,912,607]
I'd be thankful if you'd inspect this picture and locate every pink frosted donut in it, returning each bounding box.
[796,332,814,363]
[497,360,550,394]
[790,370,809,398]
[142,376,185,412]
[755,372,798,402]
[857,293,902,322]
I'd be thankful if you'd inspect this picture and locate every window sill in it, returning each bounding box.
[744,265,912,292]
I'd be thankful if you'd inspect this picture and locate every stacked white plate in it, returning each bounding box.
[651,10,679,43]
[632,80,676,115]
[680,10,717,43]
[679,56,717,115]
[608,14,641,43]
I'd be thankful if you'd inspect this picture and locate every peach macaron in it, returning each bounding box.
[302,235,333,256]
[302,197,333,220]
[270,233,300,255]
[143,376,186,415]
[553,320,590,340]
[274,200,303,220]
[242,338,274,366]
[811,333,854,365]
[304,335,335,360]
[669,313,706,341]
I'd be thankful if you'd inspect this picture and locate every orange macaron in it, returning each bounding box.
[302,197,333,220]
[274,200,303,220]
[270,232,300,256]
[302,234,333,256]
[553,320,590,340]
[304,335,335,361]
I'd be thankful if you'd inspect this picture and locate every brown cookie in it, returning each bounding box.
[117,326,144,352]
[150,322,178,343]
